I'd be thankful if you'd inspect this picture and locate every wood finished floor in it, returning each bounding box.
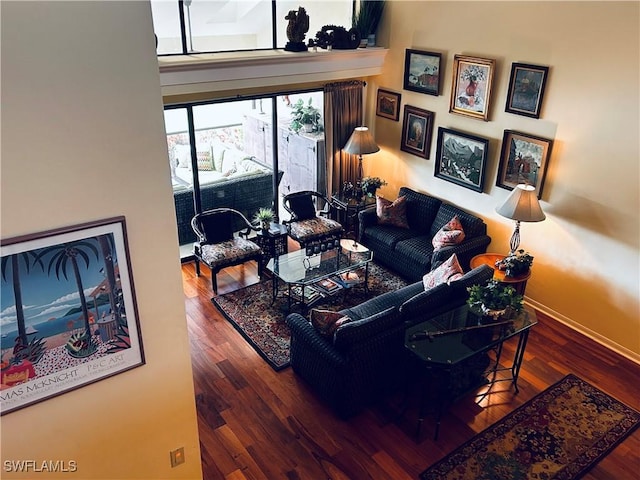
[181,260,640,480]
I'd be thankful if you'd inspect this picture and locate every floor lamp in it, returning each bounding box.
[343,126,380,198]
[495,184,546,254]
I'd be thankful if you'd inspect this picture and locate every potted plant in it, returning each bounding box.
[352,0,386,47]
[253,207,274,230]
[289,98,322,133]
[467,280,523,320]
[495,249,534,278]
[360,176,387,197]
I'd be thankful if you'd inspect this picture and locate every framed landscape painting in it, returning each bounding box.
[434,127,489,192]
[376,88,401,121]
[0,217,144,415]
[403,49,442,96]
[400,105,435,159]
[449,55,496,121]
[496,130,553,198]
[505,63,549,118]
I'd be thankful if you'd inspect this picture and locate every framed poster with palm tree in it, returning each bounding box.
[0,217,144,414]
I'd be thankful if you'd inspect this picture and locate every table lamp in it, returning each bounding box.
[343,126,380,198]
[496,184,546,254]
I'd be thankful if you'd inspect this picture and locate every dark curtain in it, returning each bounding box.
[323,80,364,197]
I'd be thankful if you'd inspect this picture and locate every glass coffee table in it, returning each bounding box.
[266,239,373,310]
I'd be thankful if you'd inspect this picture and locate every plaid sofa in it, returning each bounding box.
[358,187,492,282]
[286,264,493,418]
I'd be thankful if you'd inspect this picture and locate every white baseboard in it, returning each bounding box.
[525,298,640,366]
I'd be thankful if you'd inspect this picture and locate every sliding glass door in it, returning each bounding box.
[164,91,325,259]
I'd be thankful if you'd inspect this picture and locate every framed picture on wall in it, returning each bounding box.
[376,88,402,121]
[449,55,496,121]
[434,127,489,192]
[403,49,442,96]
[400,105,435,159]
[505,62,550,118]
[0,217,145,415]
[496,130,553,198]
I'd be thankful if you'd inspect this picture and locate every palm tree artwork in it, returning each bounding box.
[37,239,101,358]
[0,252,46,363]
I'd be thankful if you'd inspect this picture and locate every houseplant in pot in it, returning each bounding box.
[352,0,386,47]
[360,176,387,197]
[467,280,523,320]
[495,249,534,278]
[253,208,274,231]
[289,98,322,133]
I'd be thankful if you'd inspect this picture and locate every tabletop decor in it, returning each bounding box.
[420,374,640,480]
[496,130,553,197]
[253,207,275,231]
[400,105,434,159]
[0,217,144,415]
[449,55,496,121]
[403,49,442,96]
[495,249,533,277]
[467,280,523,320]
[505,62,549,118]
[434,127,489,192]
[360,176,387,197]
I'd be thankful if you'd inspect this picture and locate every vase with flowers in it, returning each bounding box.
[495,249,534,278]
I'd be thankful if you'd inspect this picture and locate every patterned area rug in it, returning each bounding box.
[212,262,409,370]
[420,374,640,480]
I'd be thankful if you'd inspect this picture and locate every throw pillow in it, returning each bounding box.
[376,195,410,228]
[288,195,316,221]
[422,253,463,290]
[432,215,466,249]
[309,309,352,338]
[197,150,214,171]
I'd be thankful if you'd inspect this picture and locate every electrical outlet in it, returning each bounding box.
[170,447,185,467]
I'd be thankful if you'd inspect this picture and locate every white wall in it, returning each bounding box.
[1,2,202,478]
[367,1,639,358]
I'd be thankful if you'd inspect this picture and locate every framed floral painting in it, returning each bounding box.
[449,55,496,121]
[505,63,549,118]
[496,130,553,198]
[434,127,489,192]
[400,105,434,159]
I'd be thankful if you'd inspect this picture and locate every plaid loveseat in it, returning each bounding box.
[358,187,492,282]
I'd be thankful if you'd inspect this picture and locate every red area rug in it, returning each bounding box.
[420,373,640,480]
[212,262,408,370]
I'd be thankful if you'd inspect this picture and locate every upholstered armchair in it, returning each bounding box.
[282,191,344,250]
[191,208,263,293]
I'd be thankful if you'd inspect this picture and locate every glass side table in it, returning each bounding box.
[331,193,376,239]
[404,304,537,441]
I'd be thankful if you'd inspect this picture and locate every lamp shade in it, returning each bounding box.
[496,184,546,222]
[343,127,380,155]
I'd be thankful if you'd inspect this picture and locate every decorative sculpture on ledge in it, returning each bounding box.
[284,7,309,52]
[312,25,361,50]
